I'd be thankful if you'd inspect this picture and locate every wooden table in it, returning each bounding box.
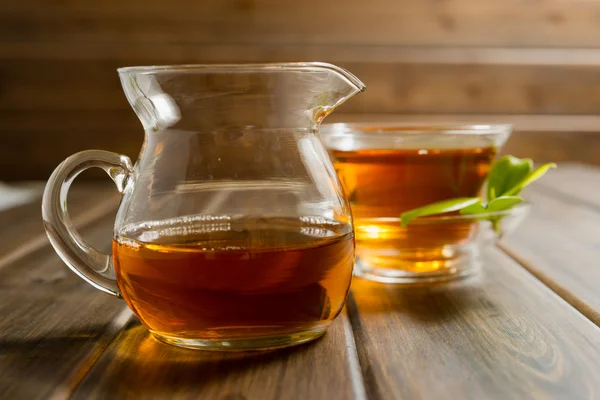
[2,163,600,400]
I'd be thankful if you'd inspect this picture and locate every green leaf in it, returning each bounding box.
[459,196,522,215]
[486,196,523,212]
[399,155,557,228]
[486,155,533,200]
[504,163,557,196]
[400,197,480,228]
[459,201,487,215]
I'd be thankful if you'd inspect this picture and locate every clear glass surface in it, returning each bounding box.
[352,204,530,283]
[42,63,365,350]
[321,123,516,283]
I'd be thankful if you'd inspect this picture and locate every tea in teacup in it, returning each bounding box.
[321,124,512,283]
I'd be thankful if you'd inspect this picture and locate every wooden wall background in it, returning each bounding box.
[3,0,600,180]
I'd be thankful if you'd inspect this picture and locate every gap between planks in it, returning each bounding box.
[7,43,600,67]
[497,244,600,327]
[22,178,598,397]
[342,309,369,400]
[0,190,136,399]
[496,181,600,327]
[345,292,384,400]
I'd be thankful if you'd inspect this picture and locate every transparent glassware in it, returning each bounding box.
[321,123,519,283]
[351,205,530,283]
[42,63,366,350]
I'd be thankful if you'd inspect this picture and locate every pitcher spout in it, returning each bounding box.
[305,62,366,123]
[117,62,365,131]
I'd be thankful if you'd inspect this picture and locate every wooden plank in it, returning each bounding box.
[0,181,43,212]
[347,247,600,399]
[0,187,129,400]
[499,181,600,325]
[4,0,600,47]
[327,113,600,133]
[7,43,600,66]
[6,111,600,135]
[0,125,143,181]
[3,113,600,180]
[4,58,600,115]
[72,313,365,400]
[0,183,119,264]
[499,131,600,166]
[338,63,600,116]
[4,43,600,181]
[531,163,600,208]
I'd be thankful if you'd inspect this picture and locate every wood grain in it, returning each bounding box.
[499,178,600,325]
[531,163,600,208]
[0,189,128,400]
[4,112,600,180]
[5,46,600,180]
[347,247,600,399]
[2,180,600,398]
[5,0,600,180]
[499,131,600,166]
[4,0,600,47]
[72,313,365,400]
[4,58,600,114]
[0,183,119,262]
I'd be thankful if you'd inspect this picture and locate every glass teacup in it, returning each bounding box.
[321,123,528,283]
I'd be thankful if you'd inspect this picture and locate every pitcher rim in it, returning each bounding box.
[117,62,366,92]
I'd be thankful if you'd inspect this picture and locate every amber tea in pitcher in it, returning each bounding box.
[321,124,512,283]
[42,63,365,351]
[113,216,354,345]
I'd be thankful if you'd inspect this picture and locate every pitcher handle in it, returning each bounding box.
[42,150,133,298]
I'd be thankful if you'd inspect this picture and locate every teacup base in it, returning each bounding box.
[353,252,481,284]
[151,325,328,351]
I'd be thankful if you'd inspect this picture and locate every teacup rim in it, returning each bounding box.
[320,122,513,137]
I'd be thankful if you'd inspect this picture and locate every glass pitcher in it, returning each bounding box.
[42,63,365,351]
